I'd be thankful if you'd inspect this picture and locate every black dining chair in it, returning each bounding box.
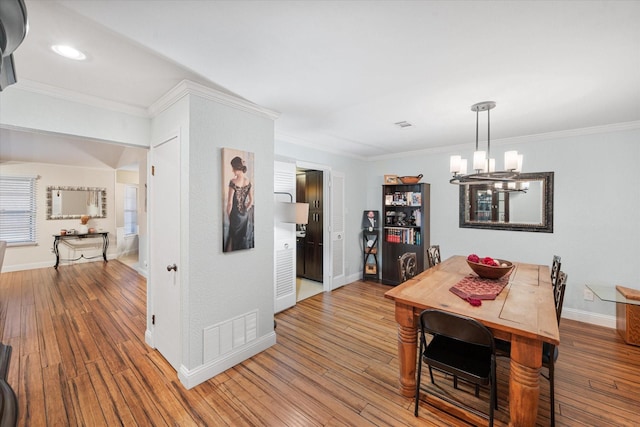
[415,309,497,426]
[427,245,441,268]
[1,342,17,427]
[496,270,568,426]
[550,255,561,289]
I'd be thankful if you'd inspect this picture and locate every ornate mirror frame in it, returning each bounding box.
[46,186,107,220]
[459,171,554,233]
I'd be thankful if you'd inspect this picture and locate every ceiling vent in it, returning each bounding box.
[394,121,413,129]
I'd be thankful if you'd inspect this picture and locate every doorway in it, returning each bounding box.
[295,167,324,301]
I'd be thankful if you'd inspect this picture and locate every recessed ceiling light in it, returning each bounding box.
[51,44,87,61]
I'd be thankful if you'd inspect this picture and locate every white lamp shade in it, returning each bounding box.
[450,155,461,173]
[276,202,309,224]
[504,151,518,170]
[489,158,495,173]
[459,159,468,175]
[473,151,486,171]
[516,154,523,173]
[295,202,309,225]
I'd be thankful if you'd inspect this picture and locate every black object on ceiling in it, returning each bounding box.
[0,0,28,91]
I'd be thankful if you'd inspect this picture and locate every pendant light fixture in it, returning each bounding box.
[449,101,523,185]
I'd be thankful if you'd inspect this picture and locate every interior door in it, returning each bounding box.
[274,161,297,313]
[150,135,181,370]
[330,171,346,289]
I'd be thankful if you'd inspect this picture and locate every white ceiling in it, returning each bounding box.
[3,0,640,165]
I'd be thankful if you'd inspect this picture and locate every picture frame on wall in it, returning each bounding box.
[384,174,398,185]
[222,147,255,252]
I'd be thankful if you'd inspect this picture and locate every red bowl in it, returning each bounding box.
[466,259,514,280]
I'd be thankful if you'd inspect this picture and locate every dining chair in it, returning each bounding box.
[415,309,497,426]
[0,342,17,427]
[496,270,568,426]
[550,255,561,289]
[427,245,441,268]
[0,240,7,273]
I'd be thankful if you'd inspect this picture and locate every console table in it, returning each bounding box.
[53,232,109,269]
[587,284,640,346]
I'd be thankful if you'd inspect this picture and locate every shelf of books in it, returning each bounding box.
[385,227,422,245]
[381,182,430,286]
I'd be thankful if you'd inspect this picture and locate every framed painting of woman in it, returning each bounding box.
[222,148,255,252]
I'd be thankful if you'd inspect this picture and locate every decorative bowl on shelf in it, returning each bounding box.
[466,259,514,280]
[397,174,423,184]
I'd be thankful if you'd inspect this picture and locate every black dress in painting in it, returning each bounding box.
[227,180,252,251]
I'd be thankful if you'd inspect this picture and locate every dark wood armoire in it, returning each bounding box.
[296,170,323,282]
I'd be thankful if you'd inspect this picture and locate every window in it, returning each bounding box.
[0,175,38,245]
[124,185,138,235]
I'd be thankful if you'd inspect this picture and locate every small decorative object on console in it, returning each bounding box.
[466,253,513,280]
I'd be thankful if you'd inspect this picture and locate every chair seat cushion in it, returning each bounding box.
[424,335,492,384]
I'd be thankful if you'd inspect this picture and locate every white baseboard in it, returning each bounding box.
[2,254,118,272]
[145,329,154,348]
[562,307,616,329]
[177,332,277,390]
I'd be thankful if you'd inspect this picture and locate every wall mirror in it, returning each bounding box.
[47,186,107,219]
[459,172,554,232]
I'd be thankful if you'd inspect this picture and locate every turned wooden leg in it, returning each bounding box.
[509,335,542,427]
[395,303,418,397]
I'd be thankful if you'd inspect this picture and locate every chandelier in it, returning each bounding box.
[449,101,523,185]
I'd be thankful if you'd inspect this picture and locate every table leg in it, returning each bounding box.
[394,303,418,397]
[53,237,60,269]
[509,335,542,427]
[102,233,109,263]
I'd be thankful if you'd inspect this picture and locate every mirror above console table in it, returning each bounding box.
[47,186,107,220]
[458,172,554,233]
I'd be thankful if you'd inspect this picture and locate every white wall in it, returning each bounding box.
[0,162,116,270]
[185,93,277,372]
[365,125,640,325]
[0,85,149,147]
[147,84,278,388]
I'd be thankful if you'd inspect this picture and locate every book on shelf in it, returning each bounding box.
[384,227,421,245]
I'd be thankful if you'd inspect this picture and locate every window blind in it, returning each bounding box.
[0,175,38,245]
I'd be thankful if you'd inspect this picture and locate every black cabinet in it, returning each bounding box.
[296,170,323,282]
[381,183,430,286]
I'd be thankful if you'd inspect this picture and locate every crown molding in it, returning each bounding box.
[149,80,279,120]
[10,79,150,117]
[365,120,640,162]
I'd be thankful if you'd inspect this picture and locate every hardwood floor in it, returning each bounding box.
[1,260,640,426]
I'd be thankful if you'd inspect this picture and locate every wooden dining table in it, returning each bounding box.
[384,255,559,427]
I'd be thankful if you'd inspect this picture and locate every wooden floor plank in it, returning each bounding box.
[2,260,640,426]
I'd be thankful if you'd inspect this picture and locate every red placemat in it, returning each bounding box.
[449,274,511,301]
